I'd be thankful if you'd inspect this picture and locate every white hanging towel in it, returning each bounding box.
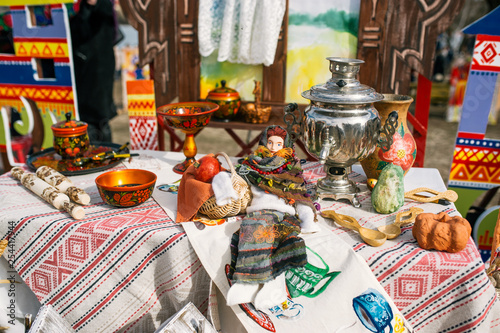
[198,0,286,66]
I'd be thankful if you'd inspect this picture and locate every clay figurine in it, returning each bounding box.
[412,212,471,253]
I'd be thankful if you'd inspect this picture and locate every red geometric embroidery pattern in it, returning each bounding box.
[23,206,169,299]
[31,271,51,294]
[386,242,477,310]
[128,100,155,110]
[67,236,89,261]
[449,140,500,186]
[129,116,158,150]
[471,35,500,71]
[398,276,425,298]
[0,84,73,103]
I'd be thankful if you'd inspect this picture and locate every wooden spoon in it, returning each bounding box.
[405,187,458,204]
[321,210,387,247]
[378,207,424,239]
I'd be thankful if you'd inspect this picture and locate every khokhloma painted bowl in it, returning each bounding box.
[156,101,219,134]
[95,169,157,207]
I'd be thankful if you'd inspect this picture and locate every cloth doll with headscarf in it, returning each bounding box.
[226,125,320,311]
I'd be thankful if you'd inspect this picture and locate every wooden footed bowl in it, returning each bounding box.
[157,101,219,134]
[156,101,219,174]
[95,169,157,207]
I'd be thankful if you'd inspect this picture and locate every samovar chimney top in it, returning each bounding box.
[327,57,363,80]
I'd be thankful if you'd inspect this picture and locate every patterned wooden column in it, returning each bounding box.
[176,0,200,103]
[356,0,465,167]
[357,0,465,94]
[449,33,500,190]
[119,0,178,107]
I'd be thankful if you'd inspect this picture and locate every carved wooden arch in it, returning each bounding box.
[120,0,181,107]
[119,0,287,107]
[120,0,463,101]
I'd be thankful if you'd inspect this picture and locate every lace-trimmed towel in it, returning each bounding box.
[198,0,286,66]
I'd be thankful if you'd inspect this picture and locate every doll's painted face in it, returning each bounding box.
[267,135,284,153]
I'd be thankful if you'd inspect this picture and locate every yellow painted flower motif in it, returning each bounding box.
[253,225,278,243]
[393,314,406,333]
[268,179,273,187]
[289,183,295,189]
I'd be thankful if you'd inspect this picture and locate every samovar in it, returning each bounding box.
[284,57,397,207]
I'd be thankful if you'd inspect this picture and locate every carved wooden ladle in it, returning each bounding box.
[404,187,458,204]
[377,207,424,239]
[321,210,387,247]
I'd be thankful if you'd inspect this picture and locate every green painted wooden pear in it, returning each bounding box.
[371,164,405,214]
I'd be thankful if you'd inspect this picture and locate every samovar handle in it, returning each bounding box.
[283,103,302,143]
[378,111,399,152]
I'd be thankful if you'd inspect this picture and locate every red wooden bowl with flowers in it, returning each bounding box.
[95,169,157,207]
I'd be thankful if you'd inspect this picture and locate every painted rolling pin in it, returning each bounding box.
[36,166,91,205]
[11,167,85,220]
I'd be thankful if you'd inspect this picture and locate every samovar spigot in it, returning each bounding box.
[319,127,335,164]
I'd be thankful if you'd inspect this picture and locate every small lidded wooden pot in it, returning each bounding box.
[51,112,89,159]
[206,80,241,121]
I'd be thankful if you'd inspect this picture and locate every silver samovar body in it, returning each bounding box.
[285,58,397,207]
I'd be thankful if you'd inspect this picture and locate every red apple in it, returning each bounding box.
[194,155,221,183]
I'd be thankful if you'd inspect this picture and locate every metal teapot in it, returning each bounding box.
[284,57,397,207]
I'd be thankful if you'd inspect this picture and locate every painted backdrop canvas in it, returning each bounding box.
[200,0,360,103]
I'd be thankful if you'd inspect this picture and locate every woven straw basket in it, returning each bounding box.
[198,152,252,219]
[243,104,272,124]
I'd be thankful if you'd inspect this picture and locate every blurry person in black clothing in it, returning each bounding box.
[0,8,14,54]
[69,0,121,143]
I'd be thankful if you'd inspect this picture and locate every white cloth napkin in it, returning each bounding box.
[212,171,238,206]
[198,0,286,66]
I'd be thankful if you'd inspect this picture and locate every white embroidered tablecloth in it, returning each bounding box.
[301,163,500,333]
[153,152,500,332]
[0,152,210,332]
[1,151,499,333]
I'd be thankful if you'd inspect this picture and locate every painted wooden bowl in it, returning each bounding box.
[95,169,157,207]
[157,101,219,173]
[157,101,219,134]
[51,112,89,159]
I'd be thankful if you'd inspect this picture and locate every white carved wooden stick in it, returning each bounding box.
[36,166,91,205]
[61,201,85,220]
[11,167,85,220]
[64,186,91,205]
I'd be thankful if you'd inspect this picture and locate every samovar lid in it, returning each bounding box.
[301,57,384,104]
